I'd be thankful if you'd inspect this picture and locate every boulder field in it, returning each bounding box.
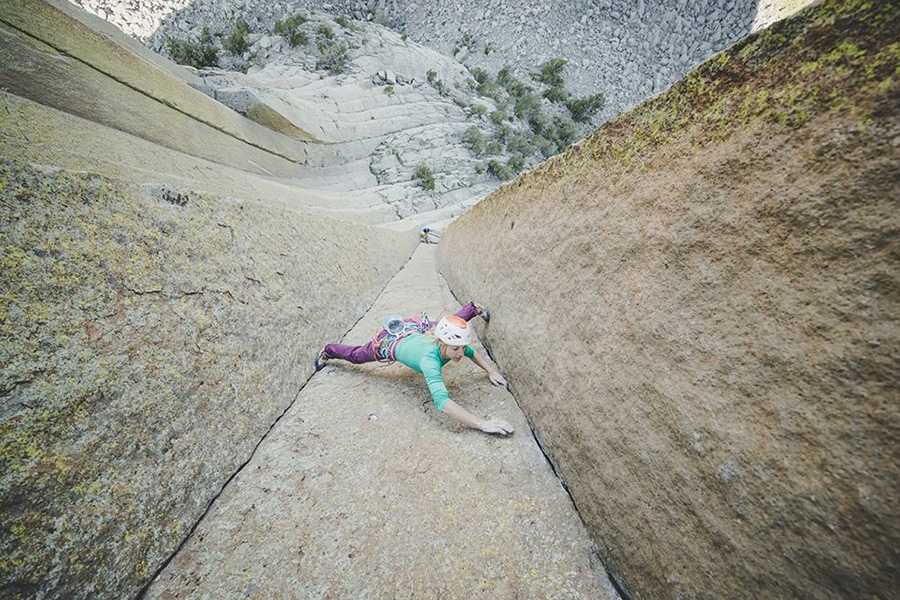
[439,1,899,598]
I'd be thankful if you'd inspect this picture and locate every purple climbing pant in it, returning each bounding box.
[323,302,481,364]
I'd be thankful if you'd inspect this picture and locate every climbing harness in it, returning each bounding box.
[374,313,431,361]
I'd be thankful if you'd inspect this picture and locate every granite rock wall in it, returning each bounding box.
[0,2,419,597]
[438,2,900,598]
[0,159,417,598]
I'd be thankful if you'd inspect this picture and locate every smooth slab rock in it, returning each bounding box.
[0,92,397,225]
[3,0,310,175]
[438,2,899,599]
[0,2,407,227]
[145,245,620,600]
[0,161,418,599]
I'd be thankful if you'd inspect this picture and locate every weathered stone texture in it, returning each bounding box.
[0,161,417,598]
[0,0,309,176]
[142,245,620,600]
[0,91,397,224]
[438,2,900,599]
[1,4,428,597]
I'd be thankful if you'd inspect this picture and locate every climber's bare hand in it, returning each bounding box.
[480,419,514,436]
[488,371,508,388]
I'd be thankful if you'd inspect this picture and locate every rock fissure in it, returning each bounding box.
[438,2,900,598]
[2,0,896,598]
[134,375,311,600]
[520,398,637,600]
[122,285,164,295]
[140,244,622,599]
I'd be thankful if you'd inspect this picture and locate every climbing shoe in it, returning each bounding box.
[314,348,328,372]
[478,306,491,323]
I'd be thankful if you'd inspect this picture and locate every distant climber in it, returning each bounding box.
[420,227,441,244]
[315,302,514,435]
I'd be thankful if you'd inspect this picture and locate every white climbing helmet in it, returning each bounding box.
[435,315,471,346]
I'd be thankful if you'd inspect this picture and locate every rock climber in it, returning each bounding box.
[420,227,441,244]
[315,302,515,436]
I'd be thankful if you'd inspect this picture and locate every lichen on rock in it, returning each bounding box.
[0,159,417,597]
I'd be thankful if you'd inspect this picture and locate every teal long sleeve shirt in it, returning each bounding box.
[392,334,475,411]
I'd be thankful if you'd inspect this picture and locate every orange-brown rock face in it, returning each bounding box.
[439,1,900,598]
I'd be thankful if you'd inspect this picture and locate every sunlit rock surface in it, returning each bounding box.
[439,2,900,598]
